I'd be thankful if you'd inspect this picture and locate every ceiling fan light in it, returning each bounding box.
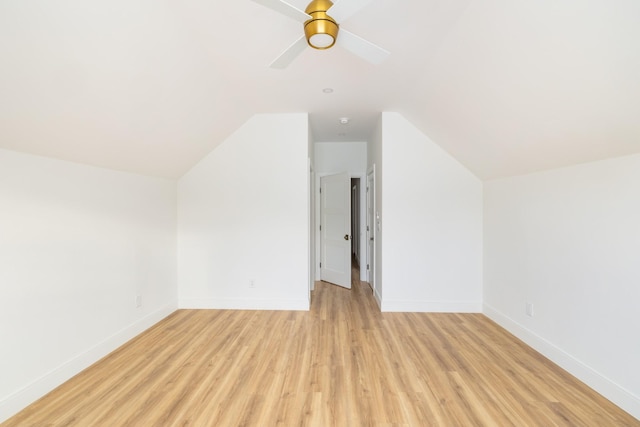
[304,0,339,50]
[304,18,338,49]
[309,32,334,49]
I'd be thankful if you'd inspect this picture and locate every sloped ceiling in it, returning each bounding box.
[1,0,639,179]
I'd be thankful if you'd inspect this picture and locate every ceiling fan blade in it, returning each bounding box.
[337,29,389,65]
[269,36,308,68]
[251,0,311,23]
[328,0,374,22]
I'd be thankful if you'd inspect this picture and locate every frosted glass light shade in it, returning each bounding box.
[309,33,334,48]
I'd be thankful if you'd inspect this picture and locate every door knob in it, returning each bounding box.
[344,234,349,240]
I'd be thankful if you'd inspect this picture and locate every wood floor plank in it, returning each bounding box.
[4,269,639,426]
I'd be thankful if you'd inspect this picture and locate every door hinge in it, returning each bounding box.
[319,224,322,231]
[366,225,369,231]
[367,264,369,270]
[319,188,322,193]
[320,262,322,268]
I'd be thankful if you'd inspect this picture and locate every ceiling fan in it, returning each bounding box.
[252,0,390,68]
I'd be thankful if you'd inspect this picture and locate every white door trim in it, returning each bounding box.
[315,172,367,283]
[366,166,375,291]
[319,172,351,289]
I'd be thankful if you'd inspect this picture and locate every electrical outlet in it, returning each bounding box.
[526,302,534,317]
[136,295,142,308]
[249,280,256,289]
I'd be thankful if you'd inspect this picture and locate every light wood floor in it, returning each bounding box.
[5,272,638,426]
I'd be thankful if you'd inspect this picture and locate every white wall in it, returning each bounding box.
[177,113,309,310]
[483,153,640,419]
[313,142,368,281]
[0,149,177,422]
[380,112,483,312]
[314,141,367,175]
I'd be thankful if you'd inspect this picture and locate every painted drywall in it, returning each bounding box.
[314,141,367,175]
[177,113,309,310]
[0,149,177,422]
[313,142,368,281]
[483,153,640,419]
[380,112,483,312]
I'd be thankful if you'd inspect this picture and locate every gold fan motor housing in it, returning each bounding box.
[304,0,339,49]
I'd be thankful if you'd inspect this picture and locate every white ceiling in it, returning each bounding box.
[1,0,639,179]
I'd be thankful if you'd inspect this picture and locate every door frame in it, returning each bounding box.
[314,172,367,282]
[319,172,351,288]
[366,166,375,291]
[351,174,366,281]
[308,159,315,296]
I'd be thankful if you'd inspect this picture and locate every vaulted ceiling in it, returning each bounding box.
[1,0,639,179]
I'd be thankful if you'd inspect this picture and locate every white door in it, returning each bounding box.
[320,172,351,289]
[366,169,375,289]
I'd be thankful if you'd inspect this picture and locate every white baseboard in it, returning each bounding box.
[483,303,640,421]
[179,298,310,311]
[0,303,177,423]
[381,299,482,313]
[373,287,382,309]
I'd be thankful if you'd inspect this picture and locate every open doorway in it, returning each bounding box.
[351,178,361,267]
[365,166,375,293]
[315,172,371,296]
[319,172,351,288]
[311,141,369,295]
[351,178,363,289]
